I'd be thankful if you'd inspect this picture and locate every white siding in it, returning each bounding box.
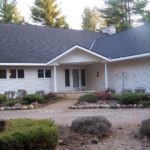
[86,63,105,91]
[0,67,53,94]
[0,57,150,94]
[108,57,150,93]
[57,48,102,64]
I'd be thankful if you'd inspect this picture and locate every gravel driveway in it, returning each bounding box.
[1,100,149,150]
[0,99,149,126]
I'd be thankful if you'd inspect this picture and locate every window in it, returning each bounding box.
[38,69,51,78]
[45,69,51,78]
[18,69,24,78]
[9,69,16,78]
[65,69,70,87]
[81,69,86,86]
[0,70,6,79]
[38,69,44,78]
[9,69,25,79]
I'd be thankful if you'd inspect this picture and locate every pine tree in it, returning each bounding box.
[100,0,149,32]
[0,0,23,24]
[31,0,69,28]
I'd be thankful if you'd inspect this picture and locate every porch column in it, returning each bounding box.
[104,63,108,90]
[53,65,57,92]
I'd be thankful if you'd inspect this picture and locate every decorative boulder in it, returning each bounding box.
[140,118,150,137]
[71,116,112,138]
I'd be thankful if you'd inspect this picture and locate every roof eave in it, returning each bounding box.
[111,53,150,62]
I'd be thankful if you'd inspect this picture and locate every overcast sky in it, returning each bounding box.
[17,0,105,29]
[17,0,150,30]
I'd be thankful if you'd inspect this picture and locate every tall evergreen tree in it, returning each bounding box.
[31,0,69,28]
[100,0,149,32]
[0,0,23,24]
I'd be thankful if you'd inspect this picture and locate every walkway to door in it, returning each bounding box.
[0,99,150,127]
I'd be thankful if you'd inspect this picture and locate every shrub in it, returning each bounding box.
[135,87,146,94]
[95,91,112,100]
[23,94,45,104]
[17,90,27,98]
[71,116,112,138]
[121,89,132,94]
[36,90,45,96]
[78,93,97,103]
[0,119,58,150]
[118,93,142,104]
[0,94,6,103]
[43,93,57,100]
[5,91,15,99]
[140,118,150,137]
[0,120,6,132]
[106,88,116,94]
[3,99,22,106]
[140,93,150,101]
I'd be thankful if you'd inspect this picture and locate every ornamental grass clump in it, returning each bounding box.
[71,116,112,138]
[0,119,58,150]
[140,118,150,138]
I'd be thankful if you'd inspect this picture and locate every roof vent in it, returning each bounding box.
[102,25,116,35]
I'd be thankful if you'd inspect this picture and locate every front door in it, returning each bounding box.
[72,69,80,90]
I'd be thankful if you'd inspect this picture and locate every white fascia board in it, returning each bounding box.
[0,63,47,66]
[111,53,150,62]
[46,45,110,65]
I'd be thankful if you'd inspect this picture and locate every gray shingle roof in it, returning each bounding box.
[92,23,150,59]
[0,23,105,63]
[0,23,150,64]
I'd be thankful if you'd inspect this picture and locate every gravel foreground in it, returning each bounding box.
[0,99,149,150]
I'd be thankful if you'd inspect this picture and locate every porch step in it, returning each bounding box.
[56,91,96,99]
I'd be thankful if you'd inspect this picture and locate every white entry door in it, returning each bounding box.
[72,69,80,90]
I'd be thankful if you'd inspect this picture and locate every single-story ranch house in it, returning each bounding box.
[0,23,150,94]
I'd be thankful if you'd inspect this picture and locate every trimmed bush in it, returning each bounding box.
[71,116,112,138]
[140,118,150,137]
[118,93,142,104]
[140,93,150,101]
[95,91,112,100]
[3,99,22,106]
[0,119,58,150]
[0,94,6,103]
[78,93,97,103]
[23,94,45,104]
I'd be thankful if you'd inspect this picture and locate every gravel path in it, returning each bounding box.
[0,100,150,150]
[0,99,149,126]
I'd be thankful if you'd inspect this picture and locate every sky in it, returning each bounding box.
[17,0,105,29]
[17,0,150,30]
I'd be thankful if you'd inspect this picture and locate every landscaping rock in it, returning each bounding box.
[31,102,39,109]
[71,116,112,138]
[91,138,99,144]
[28,104,34,109]
[0,107,5,111]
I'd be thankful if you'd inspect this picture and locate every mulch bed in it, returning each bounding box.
[57,125,150,150]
